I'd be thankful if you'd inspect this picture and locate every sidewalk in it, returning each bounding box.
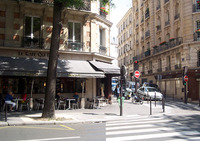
[0,98,200,126]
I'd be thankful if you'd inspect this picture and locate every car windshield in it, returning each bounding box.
[146,87,158,92]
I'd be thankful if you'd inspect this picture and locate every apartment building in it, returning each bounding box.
[118,0,200,101]
[0,0,120,103]
[117,8,133,80]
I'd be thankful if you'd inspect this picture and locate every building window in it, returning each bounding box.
[68,22,81,42]
[198,51,200,67]
[166,56,171,70]
[197,21,200,30]
[175,53,181,69]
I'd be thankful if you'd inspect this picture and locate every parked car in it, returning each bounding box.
[137,86,163,100]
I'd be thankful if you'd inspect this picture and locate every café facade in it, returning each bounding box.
[0,0,120,105]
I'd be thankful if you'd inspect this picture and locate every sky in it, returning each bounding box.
[110,0,132,38]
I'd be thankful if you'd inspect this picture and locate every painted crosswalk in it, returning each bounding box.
[106,116,200,141]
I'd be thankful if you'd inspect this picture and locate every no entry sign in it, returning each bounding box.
[184,75,188,82]
[134,70,140,78]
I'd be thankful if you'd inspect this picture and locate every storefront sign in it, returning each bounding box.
[18,51,49,58]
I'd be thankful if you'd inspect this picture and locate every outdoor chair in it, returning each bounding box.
[57,99,66,110]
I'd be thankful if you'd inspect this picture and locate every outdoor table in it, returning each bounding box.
[66,99,75,110]
[13,98,23,110]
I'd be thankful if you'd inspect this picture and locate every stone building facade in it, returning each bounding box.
[118,0,200,102]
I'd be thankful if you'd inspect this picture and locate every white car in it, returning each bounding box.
[137,86,163,100]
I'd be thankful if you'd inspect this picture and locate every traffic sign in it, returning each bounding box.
[184,75,188,82]
[134,70,140,78]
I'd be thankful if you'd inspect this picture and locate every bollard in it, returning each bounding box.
[5,104,7,122]
[162,97,165,112]
[155,91,156,107]
[150,97,152,115]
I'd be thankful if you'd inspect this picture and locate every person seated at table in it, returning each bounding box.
[5,91,16,111]
[20,93,27,103]
[73,92,79,103]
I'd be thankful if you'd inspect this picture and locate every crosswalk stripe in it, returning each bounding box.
[106,126,190,135]
[106,116,163,124]
[106,131,200,141]
[106,119,172,127]
[106,121,181,130]
[166,136,200,141]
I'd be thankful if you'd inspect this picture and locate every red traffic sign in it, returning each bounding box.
[134,70,140,78]
[184,75,188,82]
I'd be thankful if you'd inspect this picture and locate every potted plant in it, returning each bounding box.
[196,29,200,33]
[159,41,166,45]
[197,0,200,6]
[100,7,109,15]
[169,37,175,41]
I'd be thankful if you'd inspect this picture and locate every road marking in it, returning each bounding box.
[59,124,75,130]
[106,126,190,135]
[106,131,200,141]
[18,136,81,141]
[0,126,9,129]
[14,126,70,130]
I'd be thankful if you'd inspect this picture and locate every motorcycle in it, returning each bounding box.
[132,94,143,104]
[124,88,132,100]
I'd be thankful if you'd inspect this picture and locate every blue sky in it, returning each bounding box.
[110,0,132,37]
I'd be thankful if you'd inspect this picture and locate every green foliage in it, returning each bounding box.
[54,0,84,9]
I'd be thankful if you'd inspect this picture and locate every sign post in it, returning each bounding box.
[184,75,188,104]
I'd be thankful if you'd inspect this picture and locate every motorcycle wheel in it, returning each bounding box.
[140,101,143,105]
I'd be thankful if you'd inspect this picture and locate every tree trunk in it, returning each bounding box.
[42,2,64,118]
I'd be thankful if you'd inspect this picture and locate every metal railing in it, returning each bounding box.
[194,32,200,41]
[132,37,183,62]
[66,41,84,51]
[165,20,170,26]
[175,64,181,70]
[174,13,180,20]
[157,68,162,72]
[145,30,150,38]
[22,37,44,49]
[99,45,107,55]
[156,25,161,31]
[164,0,169,4]
[18,0,91,11]
[193,4,200,12]
[165,66,171,71]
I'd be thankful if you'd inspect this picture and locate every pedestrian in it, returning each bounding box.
[5,91,16,111]
[115,85,120,99]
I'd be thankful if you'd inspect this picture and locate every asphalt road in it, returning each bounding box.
[1,114,200,141]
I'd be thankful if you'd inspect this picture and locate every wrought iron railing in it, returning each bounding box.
[193,4,200,12]
[66,41,84,51]
[99,45,107,55]
[18,0,91,11]
[157,68,162,72]
[156,5,160,11]
[22,37,44,48]
[174,13,180,20]
[148,70,152,74]
[165,20,170,26]
[156,25,161,31]
[165,66,171,71]
[145,30,150,38]
[164,0,169,4]
[175,64,181,69]
[194,32,200,41]
[132,37,183,62]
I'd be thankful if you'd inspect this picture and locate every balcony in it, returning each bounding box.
[174,13,180,20]
[148,70,152,74]
[175,64,181,70]
[100,11,108,18]
[156,5,160,11]
[157,68,162,72]
[197,62,200,67]
[141,17,144,23]
[156,25,161,31]
[145,30,150,38]
[165,66,171,71]
[141,36,144,41]
[22,37,44,49]
[194,32,200,41]
[66,41,84,51]
[145,49,151,57]
[145,12,150,19]
[21,0,91,11]
[165,20,170,26]
[99,45,107,55]
[193,4,200,12]
[164,0,169,4]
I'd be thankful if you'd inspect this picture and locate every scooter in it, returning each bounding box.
[132,94,143,104]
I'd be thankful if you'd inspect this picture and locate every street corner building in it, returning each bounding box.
[0,0,120,107]
[117,0,200,103]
